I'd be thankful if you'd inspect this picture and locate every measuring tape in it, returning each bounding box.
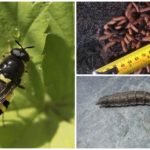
[95,44,150,74]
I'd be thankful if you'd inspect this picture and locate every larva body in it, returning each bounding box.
[96,91,150,107]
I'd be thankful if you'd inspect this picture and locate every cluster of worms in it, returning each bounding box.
[99,2,150,73]
[96,91,150,107]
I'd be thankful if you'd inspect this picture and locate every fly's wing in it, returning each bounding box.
[0,81,16,101]
[0,80,17,114]
[0,80,7,95]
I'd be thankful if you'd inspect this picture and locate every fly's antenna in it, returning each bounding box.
[25,46,34,49]
[15,40,34,49]
[15,40,23,49]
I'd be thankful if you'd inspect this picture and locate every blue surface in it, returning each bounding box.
[77,76,150,148]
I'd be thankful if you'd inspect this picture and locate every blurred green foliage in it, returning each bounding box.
[0,2,74,148]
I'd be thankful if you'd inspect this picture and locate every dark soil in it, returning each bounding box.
[77,2,129,74]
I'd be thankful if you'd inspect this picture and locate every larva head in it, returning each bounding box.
[11,41,34,62]
[96,97,108,107]
[97,95,117,107]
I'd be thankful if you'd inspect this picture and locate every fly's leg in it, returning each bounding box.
[18,85,25,89]
[14,78,25,89]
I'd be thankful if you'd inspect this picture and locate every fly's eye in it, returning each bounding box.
[20,50,30,62]
[22,53,30,62]
[20,52,25,57]
[11,48,29,62]
[11,49,21,57]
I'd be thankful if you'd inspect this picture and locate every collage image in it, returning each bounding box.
[0,1,149,149]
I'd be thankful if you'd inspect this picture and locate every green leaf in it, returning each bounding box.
[46,2,74,50]
[42,34,74,120]
[0,2,74,148]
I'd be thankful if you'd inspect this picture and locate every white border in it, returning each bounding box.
[75,1,77,148]
[1,0,149,2]
[77,74,150,76]
[76,2,150,149]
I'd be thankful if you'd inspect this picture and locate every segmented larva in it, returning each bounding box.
[96,91,150,107]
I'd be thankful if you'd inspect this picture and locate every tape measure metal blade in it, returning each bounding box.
[96,44,150,74]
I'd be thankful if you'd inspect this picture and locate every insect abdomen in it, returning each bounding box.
[0,78,12,115]
[96,91,150,107]
[0,98,10,115]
